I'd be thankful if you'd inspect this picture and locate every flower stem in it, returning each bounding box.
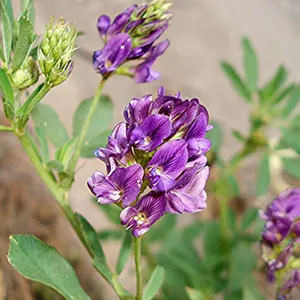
[134,237,143,300]
[68,79,106,175]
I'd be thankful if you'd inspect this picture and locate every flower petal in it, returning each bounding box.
[130,114,171,152]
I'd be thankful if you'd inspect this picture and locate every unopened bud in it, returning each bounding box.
[38,17,77,86]
[11,57,39,90]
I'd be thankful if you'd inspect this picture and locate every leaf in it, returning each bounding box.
[274,84,295,104]
[81,129,110,158]
[32,103,69,148]
[98,230,124,241]
[3,0,13,27]
[143,266,165,300]
[232,129,246,143]
[0,68,14,104]
[72,95,113,139]
[221,62,252,102]
[20,0,35,24]
[228,243,256,290]
[281,127,300,155]
[282,86,300,117]
[186,287,206,300]
[243,277,264,300]
[76,213,106,261]
[116,231,132,275]
[8,235,90,300]
[55,138,78,166]
[242,37,258,91]
[145,214,177,242]
[92,199,122,225]
[12,15,34,71]
[260,65,287,103]
[256,153,270,196]
[282,157,300,180]
[46,160,64,172]
[206,120,223,152]
[93,257,113,284]
[0,45,5,61]
[35,126,49,162]
[241,208,259,231]
[0,0,13,63]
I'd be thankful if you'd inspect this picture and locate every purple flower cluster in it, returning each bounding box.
[88,87,212,237]
[93,0,171,83]
[260,189,300,299]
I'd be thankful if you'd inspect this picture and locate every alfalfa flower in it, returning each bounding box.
[88,87,212,237]
[93,0,172,83]
[38,17,77,86]
[260,189,300,299]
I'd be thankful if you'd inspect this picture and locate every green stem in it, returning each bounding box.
[18,132,92,256]
[134,237,143,300]
[68,79,106,174]
[0,125,14,132]
[19,82,51,116]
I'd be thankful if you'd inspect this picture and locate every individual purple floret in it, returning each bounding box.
[88,87,212,237]
[93,0,172,82]
[260,189,300,299]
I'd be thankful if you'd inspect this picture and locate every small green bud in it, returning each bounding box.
[11,57,39,90]
[38,17,77,86]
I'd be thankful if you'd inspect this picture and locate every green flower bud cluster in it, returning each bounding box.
[38,17,77,86]
[11,56,39,90]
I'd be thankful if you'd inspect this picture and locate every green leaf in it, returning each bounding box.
[221,62,252,102]
[92,199,122,225]
[260,65,287,103]
[274,84,295,104]
[203,221,223,266]
[20,0,35,24]
[35,126,49,162]
[81,129,110,158]
[282,86,300,117]
[3,0,13,27]
[8,234,90,300]
[0,0,13,63]
[145,214,177,242]
[224,174,240,197]
[281,127,300,155]
[55,138,78,166]
[72,95,113,140]
[93,257,113,284]
[206,120,223,152]
[186,287,206,300]
[11,15,34,71]
[0,45,5,61]
[98,230,124,241]
[232,129,246,143]
[242,37,258,91]
[241,208,259,231]
[256,153,270,196]
[243,277,264,300]
[143,266,165,300]
[282,157,300,180]
[116,231,132,275]
[228,243,256,290]
[0,68,14,104]
[32,103,69,148]
[46,160,64,172]
[76,213,106,261]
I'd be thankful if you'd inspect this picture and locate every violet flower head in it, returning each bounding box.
[260,189,300,298]
[88,87,212,237]
[93,0,172,82]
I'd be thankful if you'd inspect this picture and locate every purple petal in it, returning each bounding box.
[97,15,111,38]
[147,140,188,192]
[185,112,209,140]
[110,164,144,206]
[120,193,166,237]
[129,115,171,152]
[93,33,132,75]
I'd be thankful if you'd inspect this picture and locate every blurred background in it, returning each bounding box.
[1,0,300,299]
